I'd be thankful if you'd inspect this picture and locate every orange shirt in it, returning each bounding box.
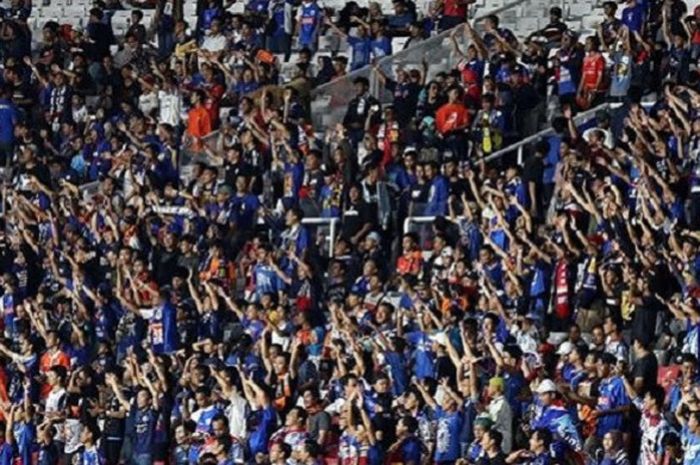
[435,102,470,135]
[187,105,213,150]
[581,53,605,92]
[396,251,423,276]
[39,349,71,398]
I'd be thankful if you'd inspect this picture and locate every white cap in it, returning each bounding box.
[366,231,381,243]
[536,379,558,394]
[556,341,574,356]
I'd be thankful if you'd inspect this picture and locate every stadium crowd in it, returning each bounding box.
[1,0,700,465]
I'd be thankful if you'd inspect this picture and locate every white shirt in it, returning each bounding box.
[139,91,159,116]
[227,393,248,440]
[487,395,513,453]
[158,90,182,126]
[201,33,228,52]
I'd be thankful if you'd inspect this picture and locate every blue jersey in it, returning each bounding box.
[425,175,448,215]
[682,425,700,465]
[13,422,34,465]
[253,263,284,299]
[78,446,103,465]
[384,351,408,396]
[347,35,372,70]
[434,407,463,462]
[230,193,260,230]
[400,436,422,465]
[0,99,18,144]
[0,443,12,465]
[532,405,582,457]
[248,407,277,455]
[405,331,435,380]
[371,36,392,59]
[621,4,644,33]
[149,301,178,354]
[2,293,15,336]
[131,407,157,454]
[596,377,630,437]
[193,405,222,434]
[297,2,322,46]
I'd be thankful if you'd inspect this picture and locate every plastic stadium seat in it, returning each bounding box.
[38,5,63,18]
[567,3,590,18]
[514,16,539,35]
[64,5,87,18]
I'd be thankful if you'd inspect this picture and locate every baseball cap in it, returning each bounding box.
[536,379,558,394]
[557,341,574,356]
[366,231,381,243]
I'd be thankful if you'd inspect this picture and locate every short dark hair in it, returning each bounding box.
[486,429,503,448]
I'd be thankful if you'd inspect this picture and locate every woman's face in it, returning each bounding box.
[603,433,615,452]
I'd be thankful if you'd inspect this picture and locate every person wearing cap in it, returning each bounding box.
[531,379,583,459]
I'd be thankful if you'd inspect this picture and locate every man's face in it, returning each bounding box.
[303,391,314,408]
[682,361,697,379]
[195,392,209,408]
[592,327,605,344]
[212,419,227,438]
[137,390,151,409]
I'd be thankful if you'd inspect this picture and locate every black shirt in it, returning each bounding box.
[631,297,661,347]
[478,452,508,465]
[631,352,658,395]
[341,199,374,240]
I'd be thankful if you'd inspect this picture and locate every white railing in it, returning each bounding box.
[402,100,636,234]
[403,215,438,234]
[302,217,339,257]
[484,101,617,165]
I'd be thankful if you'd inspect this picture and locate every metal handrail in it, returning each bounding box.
[302,217,339,257]
[483,102,617,165]
[311,0,532,97]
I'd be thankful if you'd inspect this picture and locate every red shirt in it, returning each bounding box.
[443,0,467,18]
[581,52,605,91]
[435,102,470,135]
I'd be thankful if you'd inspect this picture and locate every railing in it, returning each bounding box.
[402,100,627,238]
[483,101,616,165]
[302,217,339,257]
[309,0,538,129]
